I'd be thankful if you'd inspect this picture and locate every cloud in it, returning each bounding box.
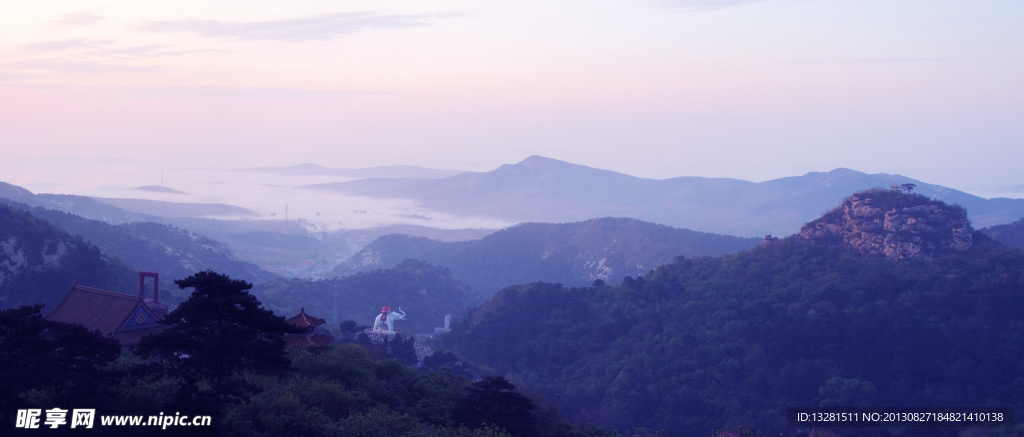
[0,83,389,99]
[50,12,105,28]
[0,72,40,82]
[793,57,942,64]
[848,57,941,64]
[112,85,391,99]
[3,59,161,73]
[139,12,432,41]
[20,38,109,53]
[660,0,767,11]
[17,38,221,60]
[85,45,222,59]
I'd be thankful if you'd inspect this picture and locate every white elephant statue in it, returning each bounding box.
[372,307,406,333]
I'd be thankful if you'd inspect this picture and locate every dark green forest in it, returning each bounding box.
[981,217,1024,251]
[1,272,620,437]
[253,259,479,334]
[442,234,1024,435]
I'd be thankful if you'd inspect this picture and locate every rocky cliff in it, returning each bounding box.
[798,189,973,260]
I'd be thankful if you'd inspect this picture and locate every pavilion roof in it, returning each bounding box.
[286,307,326,329]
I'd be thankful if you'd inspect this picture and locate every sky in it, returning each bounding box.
[1,0,1022,195]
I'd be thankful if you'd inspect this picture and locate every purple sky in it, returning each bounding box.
[1,0,1022,193]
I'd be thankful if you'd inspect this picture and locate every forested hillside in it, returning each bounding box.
[2,274,617,437]
[0,198,278,287]
[981,216,1024,250]
[441,191,1024,435]
[0,204,136,311]
[332,217,760,296]
[254,259,478,334]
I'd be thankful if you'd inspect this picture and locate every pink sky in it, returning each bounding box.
[1,0,1022,192]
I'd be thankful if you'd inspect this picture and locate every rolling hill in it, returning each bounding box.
[252,259,478,334]
[331,217,761,296]
[303,156,1024,236]
[0,203,137,311]
[0,198,279,289]
[240,163,462,179]
[980,216,1024,250]
[441,190,1024,434]
[0,181,158,224]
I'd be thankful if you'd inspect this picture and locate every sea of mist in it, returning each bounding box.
[0,155,511,233]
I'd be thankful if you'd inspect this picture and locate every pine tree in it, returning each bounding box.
[136,271,300,434]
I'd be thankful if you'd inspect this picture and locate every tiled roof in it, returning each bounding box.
[45,284,142,337]
[286,307,326,329]
[284,333,334,348]
[45,283,166,345]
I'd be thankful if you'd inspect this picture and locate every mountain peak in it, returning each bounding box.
[798,188,973,260]
[515,155,576,169]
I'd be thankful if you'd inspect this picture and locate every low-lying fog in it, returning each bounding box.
[1,155,511,232]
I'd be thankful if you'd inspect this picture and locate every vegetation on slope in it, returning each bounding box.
[441,193,1024,435]
[980,216,1024,250]
[333,217,760,296]
[2,272,619,437]
[0,198,279,287]
[0,204,136,311]
[254,259,479,334]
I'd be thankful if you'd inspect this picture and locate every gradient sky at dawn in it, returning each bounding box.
[1,0,1022,193]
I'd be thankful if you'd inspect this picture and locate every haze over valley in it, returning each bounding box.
[4,155,1024,279]
[2,2,1022,435]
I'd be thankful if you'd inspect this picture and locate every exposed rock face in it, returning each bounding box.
[798,189,973,260]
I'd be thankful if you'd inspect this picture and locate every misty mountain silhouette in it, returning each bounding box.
[304,156,1024,236]
[331,217,760,295]
[241,163,462,179]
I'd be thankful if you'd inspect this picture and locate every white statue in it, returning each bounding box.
[372,306,406,333]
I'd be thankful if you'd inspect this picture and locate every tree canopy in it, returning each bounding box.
[136,271,299,431]
[443,234,1024,435]
[0,305,121,432]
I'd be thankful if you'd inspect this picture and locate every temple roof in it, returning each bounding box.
[45,283,166,344]
[287,307,326,329]
[46,284,142,336]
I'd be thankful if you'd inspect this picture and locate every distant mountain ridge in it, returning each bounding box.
[304,156,1024,236]
[331,217,761,295]
[0,181,159,224]
[93,197,256,218]
[241,163,463,179]
[0,198,279,289]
